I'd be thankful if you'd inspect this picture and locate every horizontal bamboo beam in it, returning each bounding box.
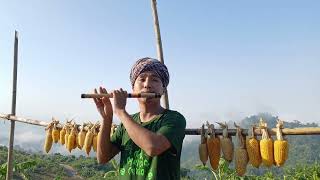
[0,113,49,127]
[1,113,320,136]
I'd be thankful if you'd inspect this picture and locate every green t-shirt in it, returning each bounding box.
[110,109,186,180]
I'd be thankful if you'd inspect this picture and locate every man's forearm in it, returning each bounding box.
[97,118,113,163]
[116,110,166,156]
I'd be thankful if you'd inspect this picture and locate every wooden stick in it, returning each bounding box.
[7,30,19,180]
[150,0,170,110]
[1,113,320,136]
[0,113,49,127]
[81,92,161,99]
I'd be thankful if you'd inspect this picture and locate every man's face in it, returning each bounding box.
[133,71,165,102]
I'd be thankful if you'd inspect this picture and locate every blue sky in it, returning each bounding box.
[1,0,320,146]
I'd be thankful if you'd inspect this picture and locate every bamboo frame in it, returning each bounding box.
[151,0,170,109]
[2,113,320,136]
[0,114,49,127]
[6,31,19,180]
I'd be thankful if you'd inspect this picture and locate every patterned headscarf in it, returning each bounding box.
[130,57,170,87]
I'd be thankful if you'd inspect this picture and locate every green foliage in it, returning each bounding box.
[191,158,320,180]
[0,160,37,180]
[103,158,119,179]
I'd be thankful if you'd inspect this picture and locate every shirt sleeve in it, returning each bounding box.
[156,111,186,154]
[110,123,123,150]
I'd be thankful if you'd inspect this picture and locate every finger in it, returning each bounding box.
[101,88,111,103]
[113,90,120,99]
[120,88,127,97]
[99,86,104,94]
[102,87,108,94]
[93,88,103,106]
[93,89,99,104]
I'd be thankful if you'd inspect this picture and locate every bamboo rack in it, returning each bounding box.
[2,113,320,136]
[6,31,19,180]
[151,0,170,109]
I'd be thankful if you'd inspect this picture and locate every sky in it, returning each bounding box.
[0,0,320,151]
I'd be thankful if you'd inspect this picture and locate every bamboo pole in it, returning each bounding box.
[1,113,320,136]
[6,30,19,180]
[0,114,49,127]
[150,0,170,110]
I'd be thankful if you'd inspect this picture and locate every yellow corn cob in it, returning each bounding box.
[206,122,220,170]
[234,123,248,176]
[83,127,94,156]
[78,128,86,149]
[44,125,53,153]
[93,124,101,152]
[59,127,66,145]
[67,127,76,152]
[274,120,288,167]
[92,134,98,152]
[52,124,60,143]
[217,122,233,162]
[259,119,274,167]
[198,124,208,165]
[65,129,70,149]
[73,128,79,150]
[246,126,262,168]
[76,130,82,149]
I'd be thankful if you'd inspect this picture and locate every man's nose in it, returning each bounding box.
[143,78,151,88]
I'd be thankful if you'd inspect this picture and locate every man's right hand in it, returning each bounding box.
[93,87,113,121]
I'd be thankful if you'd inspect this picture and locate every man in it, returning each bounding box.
[93,57,186,180]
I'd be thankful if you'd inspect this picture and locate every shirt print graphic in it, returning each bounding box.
[119,150,154,180]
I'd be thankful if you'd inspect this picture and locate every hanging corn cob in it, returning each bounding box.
[92,123,100,152]
[64,119,72,149]
[83,123,95,156]
[44,123,53,153]
[75,126,82,149]
[59,125,67,145]
[72,124,79,150]
[217,122,233,162]
[274,119,288,167]
[206,121,220,170]
[198,124,208,166]
[78,123,87,149]
[234,122,248,176]
[67,125,77,152]
[246,125,262,168]
[64,127,70,149]
[51,118,60,143]
[259,118,274,167]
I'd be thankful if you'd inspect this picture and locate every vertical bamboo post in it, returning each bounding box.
[6,30,19,180]
[150,0,170,109]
